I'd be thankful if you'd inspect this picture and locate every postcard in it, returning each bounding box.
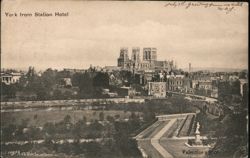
[1,1,248,158]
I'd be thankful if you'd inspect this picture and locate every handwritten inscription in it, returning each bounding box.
[164,2,244,14]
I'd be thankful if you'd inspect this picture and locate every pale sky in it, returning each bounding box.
[1,1,248,71]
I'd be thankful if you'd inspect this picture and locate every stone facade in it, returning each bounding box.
[143,48,157,61]
[1,72,22,85]
[117,47,175,72]
[117,47,129,68]
[167,75,185,91]
[148,82,167,98]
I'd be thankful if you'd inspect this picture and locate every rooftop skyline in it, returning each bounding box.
[1,1,248,71]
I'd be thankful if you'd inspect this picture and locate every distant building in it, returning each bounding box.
[198,81,212,91]
[1,72,22,85]
[63,68,86,73]
[143,48,157,61]
[217,80,231,98]
[210,76,220,80]
[112,86,135,98]
[63,78,72,87]
[117,47,129,69]
[144,70,155,82]
[229,75,239,81]
[220,75,229,81]
[108,73,123,86]
[167,75,184,91]
[131,47,140,70]
[120,86,137,98]
[183,78,193,93]
[117,47,175,72]
[154,60,174,72]
[103,66,121,72]
[148,82,167,98]
[102,89,118,97]
[189,63,192,73]
[192,80,199,89]
[211,87,219,98]
[192,80,213,96]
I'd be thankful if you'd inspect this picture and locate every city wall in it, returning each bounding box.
[1,98,145,109]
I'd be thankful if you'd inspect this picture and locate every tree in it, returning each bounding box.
[99,112,105,121]
[71,73,82,87]
[2,124,16,141]
[106,115,115,123]
[113,122,141,157]
[56,70,71,80]
[64,115,72,124]
[78,73,94,98]
[26,126,42,140]
[86,120,104,138]
[120,70,133,86]
[33,114,38,120]
[230,80,240,96]
[22,67,49,100]
[85,142,102,157]
[43,122,55,136]
[114,114,120,120]
[1,83,17,99]
[93,72,109,88]
[239,71,247,79]
[26,66,36,82]
[242,83,248,107]
[152,73,160,82]
[41,68,57,89]
[72,120,86,139]
[53,89,63,99]
[143,110,155,123]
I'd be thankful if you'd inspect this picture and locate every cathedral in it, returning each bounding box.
[117,47,176,72]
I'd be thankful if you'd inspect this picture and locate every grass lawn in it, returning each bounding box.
[141,121,162,139]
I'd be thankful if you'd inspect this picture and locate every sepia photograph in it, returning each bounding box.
[1,1,248,158]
